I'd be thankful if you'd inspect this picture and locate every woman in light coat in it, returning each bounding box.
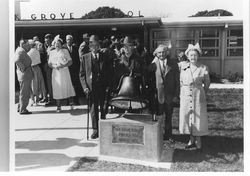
[179,43,210,152]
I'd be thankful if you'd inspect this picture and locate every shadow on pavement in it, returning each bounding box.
[16,137,97,151]
[15,153,81,171]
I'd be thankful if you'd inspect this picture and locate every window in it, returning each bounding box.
[175,29,195,55]
[176,40,195,48]
[152,30,172,50]
[199,29,219,37]
[199,29,219,57]
[153,31,171,39]
[226,28,243,57]
[153,40,172,49]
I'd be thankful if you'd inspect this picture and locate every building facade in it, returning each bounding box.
[15,16,243,76]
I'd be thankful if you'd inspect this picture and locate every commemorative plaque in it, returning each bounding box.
[112,124,144,145]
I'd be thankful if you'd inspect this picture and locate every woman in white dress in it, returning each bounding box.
[48,35,75,112]
[179,43,210,152]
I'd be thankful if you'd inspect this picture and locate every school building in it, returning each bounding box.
[15,16,243,76]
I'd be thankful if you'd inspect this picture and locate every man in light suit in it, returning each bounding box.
[15,39,33,114]
[79,35,111,139]
[149,44,180,142]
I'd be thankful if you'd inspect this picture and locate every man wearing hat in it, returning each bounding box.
[63,35,83,105]
[78,33,90,58]
[113,36,145,91]
[79,35,111,139]
[148,44,180,142]
[43,33,55,106]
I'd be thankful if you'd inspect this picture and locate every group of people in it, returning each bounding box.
[15,32,210,151]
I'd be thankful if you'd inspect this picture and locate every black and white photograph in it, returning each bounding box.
[5,0,249,172]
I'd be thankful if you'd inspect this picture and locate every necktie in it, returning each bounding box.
[162,60,166,75]
[95,53,100,73]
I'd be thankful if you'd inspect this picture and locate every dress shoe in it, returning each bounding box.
[31,102,38,106]
[45,101,54,107]
[163,136,174,142]
[56,106,61,113]
[91,131,99,139]
[39,99,47,103]
[185,143,196,149]
[168,138,175,143]
[20,110,32,115]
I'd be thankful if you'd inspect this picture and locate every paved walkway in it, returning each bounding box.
[14,103,106,171]
[14,83,243,171]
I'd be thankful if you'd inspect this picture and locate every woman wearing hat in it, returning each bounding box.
[179,43,210,152]
[48,35,75,112]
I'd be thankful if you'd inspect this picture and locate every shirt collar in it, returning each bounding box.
[92,52,99,58]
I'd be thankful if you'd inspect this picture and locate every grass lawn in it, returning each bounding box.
[170,88,243,171]
[68,88,244,171]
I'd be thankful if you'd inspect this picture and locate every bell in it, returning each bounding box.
[110,73,147,110]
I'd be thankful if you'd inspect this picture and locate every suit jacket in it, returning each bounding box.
[79,51,110,92]
[63,44,80,75]
[15,47,33,81]
[78,41,90,59]
[150,58,180,104]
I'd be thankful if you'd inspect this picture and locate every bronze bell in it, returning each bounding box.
[110,73,147,110]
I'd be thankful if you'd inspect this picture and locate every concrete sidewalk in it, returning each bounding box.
[14,103,173,171]
[14,103,110,171]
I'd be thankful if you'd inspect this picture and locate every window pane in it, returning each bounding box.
[153,40,172,49]
[227,38,243,47]
[199,39,219,47]
[202,49,219,57]
[176,40,195,48]
[227,49,243,56]
[176,30,195,38]
[200,29,219,37]
[153,31,171,39]
[227,29,243,37]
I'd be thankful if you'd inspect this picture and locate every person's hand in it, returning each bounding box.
[105,87,110,93]
[79,43,85,49]
[84,88,90,96]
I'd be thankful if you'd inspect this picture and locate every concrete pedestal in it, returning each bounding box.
[99,113,163,162]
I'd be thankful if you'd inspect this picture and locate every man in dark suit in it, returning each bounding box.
[79,35,111,139]
[15,39,33,114]
[43,34,55,106]
[64,35,83,105]
[149,44,180,142]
